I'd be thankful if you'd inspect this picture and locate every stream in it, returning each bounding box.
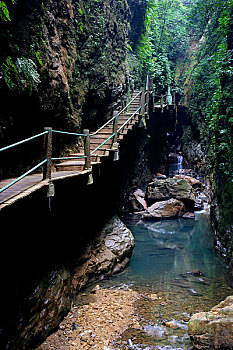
[95,160,233,350]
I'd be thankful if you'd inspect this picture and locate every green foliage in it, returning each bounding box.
[16,57,41,85]
[0,55,41,93]
[136,0,191,92]
[0,56,18,89]
[0,1,10,21]
[182,0,233,237]
[0,0,14,21]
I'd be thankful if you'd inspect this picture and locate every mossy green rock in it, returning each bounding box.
[146,178,195,211]
[188,296,233,349]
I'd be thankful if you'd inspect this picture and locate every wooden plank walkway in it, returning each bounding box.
[0,90,143,212]
[0,169,92,210]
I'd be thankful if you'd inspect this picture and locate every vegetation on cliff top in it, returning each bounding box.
[132,0,233,264]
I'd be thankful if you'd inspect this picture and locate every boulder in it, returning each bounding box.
[146,178,196,211]
[188,295,233,349]
[129,188,147,211]
[142,199,186,220]
[176,168,196,177]
[182,212,195,219]
[174,175,202,189]
[72,216,135,291]
[154,173,167,179]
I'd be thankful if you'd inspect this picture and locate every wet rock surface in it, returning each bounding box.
[128,165,212,221]
[146,178,196,211]
[142,198,186,220]
[72,215,135,291]
[188,295,233,349]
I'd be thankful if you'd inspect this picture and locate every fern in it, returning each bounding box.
[16,57,41,85]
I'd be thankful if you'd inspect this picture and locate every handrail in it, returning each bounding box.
[116,90,142,117]
[0,128,88,194]
[117,105,142,132]
[0,79,150,195]
[90,90,142,136]
[0,159,48,193]
[0,131,48,153]
[52,130,87,137]
[90,133,116,155]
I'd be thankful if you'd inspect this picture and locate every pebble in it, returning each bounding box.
[80,330,93,342]
[149,293,159,300]
[165,321,179,329]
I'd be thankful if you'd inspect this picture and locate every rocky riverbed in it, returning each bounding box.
[37,287,140,350]
[36,167,233,350]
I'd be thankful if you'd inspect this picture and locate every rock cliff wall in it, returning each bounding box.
[0,0,146,177]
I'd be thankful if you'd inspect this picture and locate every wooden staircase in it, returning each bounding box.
[54,90,142,172]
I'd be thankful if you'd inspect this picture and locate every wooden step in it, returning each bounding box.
[91,149,110,156]
[69,153,108,162]
[54,160,100,172]
[55,160,86,172]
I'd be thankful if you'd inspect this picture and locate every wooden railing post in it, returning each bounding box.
[161,94,164,113]
[145,92,149,119]
[112,110,118,146]
[139,89,146,128]
[140,88,145,117]
[173,92,176,109]
[149,76,153,92]
[83,129,91,170]
[43,127,52,180]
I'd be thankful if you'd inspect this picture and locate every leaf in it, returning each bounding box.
[0,1,10,21]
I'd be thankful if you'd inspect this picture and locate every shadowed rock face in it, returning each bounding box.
[188,295,233,349]
[3,215,134,350]
[0,0,147,178]
[146,178,195,211]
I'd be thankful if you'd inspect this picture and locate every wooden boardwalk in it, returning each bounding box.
[0,90,144,211]
[0,170,92,211]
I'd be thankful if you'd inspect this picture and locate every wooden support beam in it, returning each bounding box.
[112,110,118,146]
[161,95,164,113]
[140,89,145,117]
[173,92,176,109]
[43,127,52,180]
[84,129,91,170]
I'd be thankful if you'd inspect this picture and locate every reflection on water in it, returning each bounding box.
[125,214,226,282]
[97,155,232,350]
[99,212,233,349]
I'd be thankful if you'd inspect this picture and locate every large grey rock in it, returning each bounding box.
[146,178,196,211]
[104,215,135,256]
[142,199,186,220]
[188,295,233,349]
[72,215,135,291]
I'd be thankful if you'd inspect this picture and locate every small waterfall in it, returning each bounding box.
[177,155,183,164]
[177,155,183,171]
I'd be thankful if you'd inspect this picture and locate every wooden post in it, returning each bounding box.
[145,91,149,119]
[84,129,91,170]
[161,94,164,113]
[146,73,149,92]
[149,76,153,92]
[140,89,145,117]
[173,92,176,109]
[43,127,52,180]
[112,111,118,146]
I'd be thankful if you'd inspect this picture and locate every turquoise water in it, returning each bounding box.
[96,161,232,349]
[98,212,233,350]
